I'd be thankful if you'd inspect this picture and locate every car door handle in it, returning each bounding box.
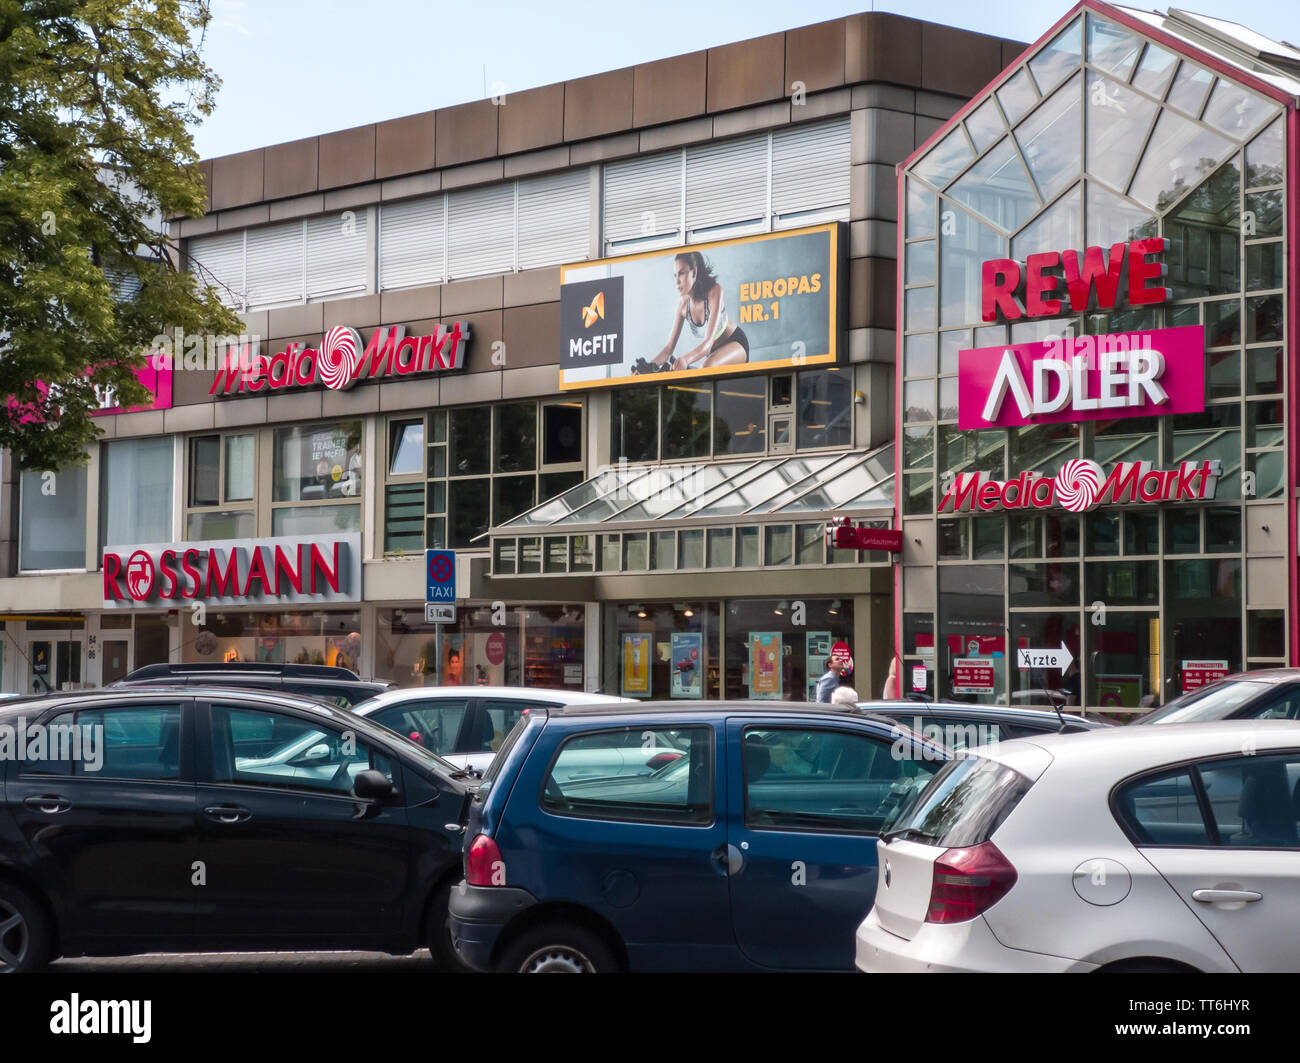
[710,844,743,876]
[23,795,71,814]
[203,805,251,825]
[1191,888,1262,904]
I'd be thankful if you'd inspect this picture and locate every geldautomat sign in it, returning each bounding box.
[103,534,361,607]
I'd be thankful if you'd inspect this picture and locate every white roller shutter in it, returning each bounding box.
[685,134,768,233]
[245,221,304,309]
[446,183,514,280]
[603,151,682,246]
[306,209,368,300]
[380,196,445,290]
[517,170,590,270]
[187,231,245,309]
[772,118,851,222]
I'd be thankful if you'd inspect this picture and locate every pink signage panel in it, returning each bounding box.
[957,325,1205,431]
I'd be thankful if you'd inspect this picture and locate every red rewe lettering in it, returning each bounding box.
[308,542,342,593]
[1024,252,1062,317]
[1127,237,1169,306]
[103,552,124,600]
[207,548,241,597]
[981,260,1022,322]
[1061,243,1125,313]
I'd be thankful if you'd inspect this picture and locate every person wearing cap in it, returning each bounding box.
[815,657,845,703]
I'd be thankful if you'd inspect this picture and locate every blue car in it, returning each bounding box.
[448,701,947,972]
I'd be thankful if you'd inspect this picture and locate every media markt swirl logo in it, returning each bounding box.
[1055,459,1103,513]
[318,326,365,390]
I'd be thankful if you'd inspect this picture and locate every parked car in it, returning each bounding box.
[349,686,638,774]
[448,701,948,972]
[114,662,394,708]
[0,686,473,972]
[1136,669,1300,724]
[856,721,1300,973]
[862,699,1107,750]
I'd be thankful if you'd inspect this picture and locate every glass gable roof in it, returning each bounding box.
[494,445,895,534]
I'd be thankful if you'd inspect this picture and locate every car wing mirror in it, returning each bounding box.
[353,769,396,803]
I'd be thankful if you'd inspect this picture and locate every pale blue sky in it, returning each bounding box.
[193,0,1300,159]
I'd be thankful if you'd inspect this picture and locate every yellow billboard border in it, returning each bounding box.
[558,221,841,391]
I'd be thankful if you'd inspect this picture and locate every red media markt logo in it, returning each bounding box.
[125,550,156,601]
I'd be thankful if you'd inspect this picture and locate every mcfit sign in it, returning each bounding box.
[103,535,362,607]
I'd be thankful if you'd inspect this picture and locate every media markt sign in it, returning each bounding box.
[938,459,1221,515]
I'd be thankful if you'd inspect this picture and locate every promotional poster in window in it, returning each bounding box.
[560,223,842,390]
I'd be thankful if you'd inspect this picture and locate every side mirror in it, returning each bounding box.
[303,743,331,761]
[353,769,396,802]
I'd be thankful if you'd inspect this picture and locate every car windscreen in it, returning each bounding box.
[882,754,1032,848]
[1137,680,1269,724]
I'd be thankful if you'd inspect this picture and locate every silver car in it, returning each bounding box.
[857,721,1300,973]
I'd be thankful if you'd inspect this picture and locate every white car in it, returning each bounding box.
[857,721,1300,973]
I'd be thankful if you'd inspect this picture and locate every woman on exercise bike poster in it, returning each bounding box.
[640,251,750,373]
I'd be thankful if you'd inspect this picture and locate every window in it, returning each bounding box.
[22,705,183,781]
[430,401,584,548]
[384,417,424,554]
[100,438,174,549]
[212,705,394,795]
[272,421,362,536]
[743,727,935,833]
[481,699,541,753]
[369,698,469,757]
[603,120,851,252]
[19,464,88,572]
[1116,770,1212,845]
[541,725,713,824]
[186,432,256,540]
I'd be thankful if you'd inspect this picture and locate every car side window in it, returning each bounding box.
[743,726,939,834]
[1251,691,1300,720]
[481,700,546,753]
[370,699,468,755]
[21,705,183,781]
[915,716,1005,750]
[1116,769,1213,846]
[212,705,394,796]
[1199,755,1300,848]
[542,725,713,825]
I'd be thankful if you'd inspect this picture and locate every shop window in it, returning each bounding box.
[737,527,759,567]
[1246,452,1284,499]
[493,538,516,575]
[100,438,173,550]
[271,421,362,534]
[1086,560,1159,606]
[662,384,712,460]
[612,386,659,463]
[707,528,733,568]
[186,610,361,668]
[184,431,257,541]
[679,529,704,569]
[1086,512,1120,557]
[1205,509,1242,554]
[795,525,822,566]
[598,534,620,572]
[519,538,541,573]
[904,613,935,659]
[1011,613,1082,708]
[764,526,793,567]
[384,417,425,554]
[714,379,766,455]
[1246,295,1283,343]
[542,402,583,465]
[1246,243,1283,292]
[903,380,935,424]
[938,519,969,561]
[1010,562,1080,608]
[544,537,567,573]
[1248,611,1285,660]
[719,599,854,701]
[570,536,593,571]
[1123,512,1160,556]
[19,464,88,572]
[796,368,851,450]
[622,533,648,571]
[651,530,675,570]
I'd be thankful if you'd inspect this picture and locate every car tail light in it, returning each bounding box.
[466,834,505,887]
[645,751,683,770]
[925,841,1017,924]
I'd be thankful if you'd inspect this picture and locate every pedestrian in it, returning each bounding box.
[882,657,899,699]
[815,656,844,703]
[830,684,859,706]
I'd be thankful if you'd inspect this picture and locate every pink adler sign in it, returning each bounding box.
[957,325,1205,431]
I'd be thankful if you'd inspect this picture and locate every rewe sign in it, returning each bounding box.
[938,459,1221,515]
[210,322,470,397]
[958,325,1205,430]
[104,534,361,607]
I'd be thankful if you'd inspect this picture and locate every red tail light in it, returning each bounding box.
[925,841,1017,924]
[646,751,683,770]
[466,834,505,887]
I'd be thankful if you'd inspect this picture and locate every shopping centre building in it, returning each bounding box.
[0,4,1295,715]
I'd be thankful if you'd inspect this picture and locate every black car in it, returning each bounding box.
[0,686,471,972]
[114,662,394,708]
[862,699,1107,749]
[1136,669,1300,724]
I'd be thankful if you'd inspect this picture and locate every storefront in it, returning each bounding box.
[895,2,1297,714]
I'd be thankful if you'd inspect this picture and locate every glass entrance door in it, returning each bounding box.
[27,637,82,693]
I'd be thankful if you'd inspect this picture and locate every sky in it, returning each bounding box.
[191,0,1300,159]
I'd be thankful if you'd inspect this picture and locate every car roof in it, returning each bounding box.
[863,700,1100,728]
[978,719,1300,777]
[0,683,343,717]
[352,686,633,709]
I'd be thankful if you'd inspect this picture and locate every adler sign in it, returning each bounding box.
[958,325,1205,430]
[103,534,361,607]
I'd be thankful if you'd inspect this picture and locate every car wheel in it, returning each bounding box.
[426,882,472,972]
[498,923,617,973]
[0,883,54,974]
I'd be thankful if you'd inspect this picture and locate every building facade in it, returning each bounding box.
[0,14,1021,699]
[896,2,1298,714]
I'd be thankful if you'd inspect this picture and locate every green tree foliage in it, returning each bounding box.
[0,0,241,469]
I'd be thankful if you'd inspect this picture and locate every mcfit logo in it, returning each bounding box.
[561,277,623,370]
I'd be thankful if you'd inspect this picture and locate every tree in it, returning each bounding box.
[0,0,242,470]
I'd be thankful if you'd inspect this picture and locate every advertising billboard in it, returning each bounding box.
[559,223,841,390]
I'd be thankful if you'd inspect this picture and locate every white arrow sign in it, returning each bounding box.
[1017,642,1074,671]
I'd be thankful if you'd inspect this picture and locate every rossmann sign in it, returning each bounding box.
[209,322,470,397]
[104,534,361,607]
